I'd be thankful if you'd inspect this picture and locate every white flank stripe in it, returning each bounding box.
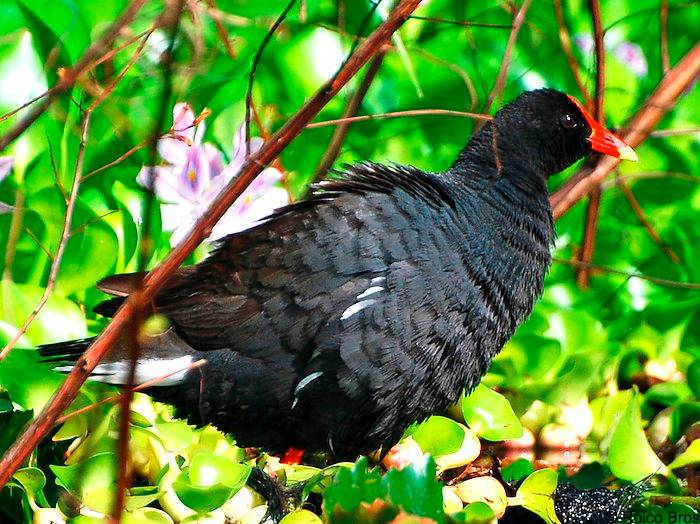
[370,276,386,285]
[356,286,383,299]
[56,355,194,387]
[294,371,323,395]
[340,299,377,320]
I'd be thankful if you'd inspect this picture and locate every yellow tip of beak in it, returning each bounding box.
[618,144,638,162]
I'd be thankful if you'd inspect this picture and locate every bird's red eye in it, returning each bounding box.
[561,114,576,129]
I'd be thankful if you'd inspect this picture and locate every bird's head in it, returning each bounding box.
[491,88,637,176]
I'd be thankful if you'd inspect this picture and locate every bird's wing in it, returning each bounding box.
[133,163,460,360]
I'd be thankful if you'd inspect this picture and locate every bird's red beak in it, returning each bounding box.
[567,95,638,161]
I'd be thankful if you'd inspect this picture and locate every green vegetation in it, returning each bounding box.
[0,0,698,522]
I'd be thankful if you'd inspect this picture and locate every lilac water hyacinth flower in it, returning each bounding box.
[138,103,289,246]
[614,41,647,77]
[0,156,14,214]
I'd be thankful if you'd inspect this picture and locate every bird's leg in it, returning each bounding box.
[281,447,305,465]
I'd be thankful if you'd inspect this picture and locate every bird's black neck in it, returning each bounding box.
[447,121,552,217]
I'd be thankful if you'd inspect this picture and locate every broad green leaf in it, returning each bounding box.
[412,415,465,456]
[511,469,561,524]
[50,452,117,513]
[461,501,496,523]
[12,467,46,501]
[188,453,250,491]
[668,439,700,470]
[687,359,700,399]
[462,385,523,441]
[608,392,668,482]
[279,509,323,523]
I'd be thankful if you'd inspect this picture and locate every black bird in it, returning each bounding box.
[40,89,637,460]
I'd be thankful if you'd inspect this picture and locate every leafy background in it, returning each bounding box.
[0,0,699,522]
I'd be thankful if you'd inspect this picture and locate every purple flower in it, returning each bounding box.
[574,33,595,56]
[614,42,648,77]
[0,156,14,214]
[138,103,289,246]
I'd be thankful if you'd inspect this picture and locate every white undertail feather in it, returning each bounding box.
[55,355,194,387]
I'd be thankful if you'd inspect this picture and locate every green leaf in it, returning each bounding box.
[461,501,496,523]
[188,453,250,490]
[608,391,668,482]
[670,402,700,443]
[12,467,46,502]
[501,459,534,484]
[462,385,523,441]
[125,486,164,510]
[411,416,464,456]
[668,439,700,470]
[644,382,692,408]
[279,509,323,523]
[122,508,175,524]
[511,469,561,524]
[172,469,236,514]
[687,359,700,399]
[385,454,444,522]
[50,452,117,513]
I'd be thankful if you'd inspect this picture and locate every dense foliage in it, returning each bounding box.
[0,0,698,522]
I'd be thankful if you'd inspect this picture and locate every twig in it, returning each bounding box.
[312,49,387,183]
[0,112,90,361]
[550,43,700,219]
[554,258,700,290]
[408,15,513,29]
[245,0,297,154]
[660,0,670,75]
[0,0,423,492]
[576,0,606,288]
[306,109,492,128]
[203,0,237,59]
[577,186,602,288]
[650,126,700,137]
[2,190,26,282]
[615,175,680,263]
[83,140,150,180]
[0,0,148,151]
[553,0,593,108]
[481,0,533,116]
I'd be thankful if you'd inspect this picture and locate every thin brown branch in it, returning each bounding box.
[306,109,492,129]
[22,226,54,262]
[0,0,147,151]
[313,48,387,183]
[555,258,700,290]
[553,0,593,108]
[615,175,680,263]
[550,43,700,219]
[203,0,237,59]
[2,190,26,282]
[0,112,90,360]
[83,140,149,180]
[576,0,606,288]
[0,0,423,491]
[576,186,601,288]
[660,0,671,75]
[650,126,700,137]
[408,15,513,29]
[482,0,533,116]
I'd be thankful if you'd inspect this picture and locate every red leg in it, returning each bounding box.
[281,447,305,465]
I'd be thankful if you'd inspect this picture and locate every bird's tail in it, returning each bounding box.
[37,331,202,388]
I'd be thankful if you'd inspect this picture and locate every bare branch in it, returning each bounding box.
[553,0,593,108]
[482,0,533,116]
[313,48,387,183]
[306,109,492,129]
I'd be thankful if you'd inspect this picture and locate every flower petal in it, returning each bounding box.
[138,166,192,204]
[161,202,196,233]
[223,186,289,236]
[230,124,264,174]
[157,136,189,166]
[172,102,196,142]
[0,156,13,181]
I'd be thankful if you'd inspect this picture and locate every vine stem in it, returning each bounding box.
[0,0,424,491]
